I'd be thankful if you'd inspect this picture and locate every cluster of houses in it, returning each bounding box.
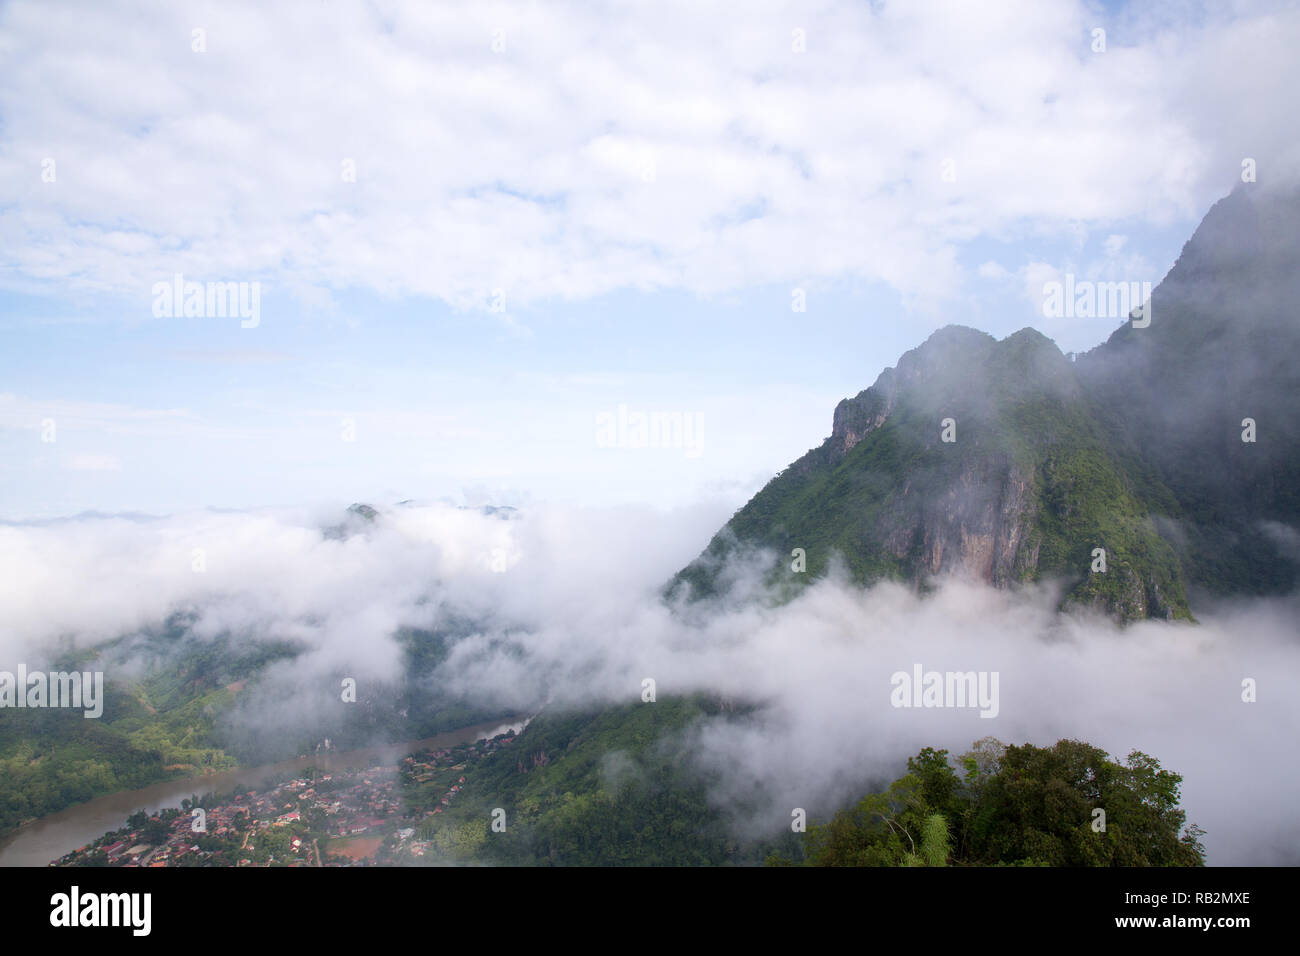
[94,839,161,867]
[54,766,402,867]
[54,732,521,867]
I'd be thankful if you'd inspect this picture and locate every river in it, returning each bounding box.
[0,715,529,867]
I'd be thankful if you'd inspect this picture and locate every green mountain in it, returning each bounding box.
[0,569,509,838]
[15,185,1296,864]
[670,183,1300,621]
[428,183,1297,866]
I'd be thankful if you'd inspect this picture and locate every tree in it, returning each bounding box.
[969,740,1204,866]
[804,773,931,866]
[907,747,961,816]
[902,813,950,867]
[794,739,1205,867]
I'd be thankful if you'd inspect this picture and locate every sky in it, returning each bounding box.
[3,0,1300,517]
[2,1,1299,866]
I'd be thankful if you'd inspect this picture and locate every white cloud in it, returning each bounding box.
[0,392,201,437]
[2,0,1298,313]
[1021,260,1063,313]
[2,501,1297,864]
[66,454,122,472]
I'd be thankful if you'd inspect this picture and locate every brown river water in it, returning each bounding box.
[0,716,528,867]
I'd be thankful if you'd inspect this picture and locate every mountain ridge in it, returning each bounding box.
[669,183,1300,621]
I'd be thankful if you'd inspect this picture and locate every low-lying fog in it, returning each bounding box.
[3,501,1296,865]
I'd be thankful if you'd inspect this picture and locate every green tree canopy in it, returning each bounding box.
[795,739,1205,867]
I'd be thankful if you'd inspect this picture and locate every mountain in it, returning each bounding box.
[428,184,1296,865]
[669,183,1300,621]
[1077,185,1300,600]
[16,187,1295,864]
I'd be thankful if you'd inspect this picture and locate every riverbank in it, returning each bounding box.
[0,716,528,867]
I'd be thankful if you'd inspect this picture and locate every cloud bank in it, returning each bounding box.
[2,500,1297,865]
[3,0,1299,310]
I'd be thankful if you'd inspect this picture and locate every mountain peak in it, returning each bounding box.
[671,188,1300,620]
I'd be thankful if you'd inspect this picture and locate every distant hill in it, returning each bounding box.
[669,184,1300,621]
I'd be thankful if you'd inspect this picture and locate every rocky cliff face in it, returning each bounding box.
[670,184,1300,621]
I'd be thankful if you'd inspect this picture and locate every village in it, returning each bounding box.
[52,731,518,867]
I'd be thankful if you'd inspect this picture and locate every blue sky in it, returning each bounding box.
[2,0,1297,518]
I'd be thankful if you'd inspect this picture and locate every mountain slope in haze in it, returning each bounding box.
[670,183,1300,622]
[1078,185,1300,600]
[435,182,1300,865]
[0,505,512,839]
